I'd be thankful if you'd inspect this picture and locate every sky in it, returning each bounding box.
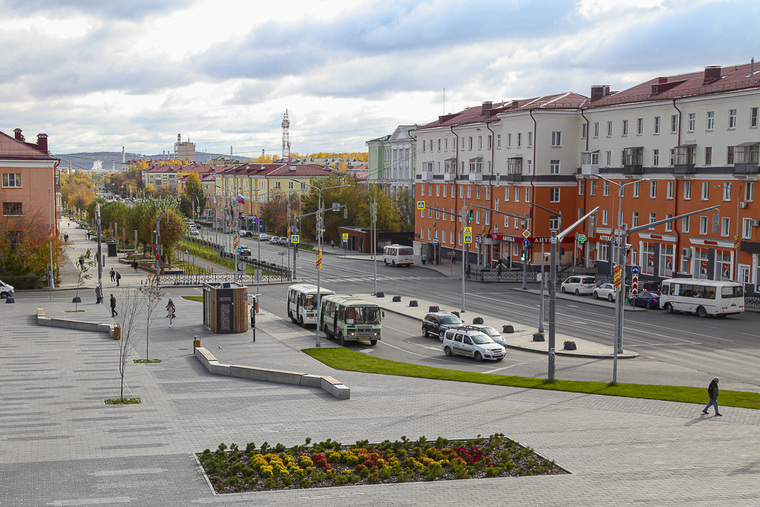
[1,0,758,158]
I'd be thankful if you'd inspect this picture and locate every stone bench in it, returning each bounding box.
[193,347,349,399]
[36,309,118,338]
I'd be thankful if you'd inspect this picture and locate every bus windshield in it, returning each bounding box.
[346,307,381,324]
[303,294,317,309]
[721,285,744,298]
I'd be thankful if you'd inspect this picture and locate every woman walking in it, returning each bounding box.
[166,298,176,327]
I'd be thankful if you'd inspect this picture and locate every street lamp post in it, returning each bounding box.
[714,184,740,282]
[292,179,352,347]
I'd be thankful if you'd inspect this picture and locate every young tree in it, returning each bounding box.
[137,274,165,361]
[73,249,94,310]
[115,289,143,402]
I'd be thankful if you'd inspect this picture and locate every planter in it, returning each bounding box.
[532,333,545,342]
[72,296,81,303]
[409,300,418,307]
[428,305,439,312]
[563,341,577,350]
[376,292,385,297]
[502,324,514,333]
[472,317,484,324]
[392,296,401,302]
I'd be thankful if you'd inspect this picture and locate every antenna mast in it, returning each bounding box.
[281,109,291,162]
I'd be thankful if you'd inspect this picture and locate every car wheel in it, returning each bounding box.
[0,293,7,299]
[422,325,428,337]
[575,289,580,296]
[289,311,297,323]
[474,352,483,362]
[665,303,674,314]
[444,346,452,356]
[607,294,614,302]
[439,331,445,342]
[370,340,377,346]
[561,286,566,293]
[392,261,396,266]
[645,302,652,309]
[593,292,599,299]
[696,306,707,318]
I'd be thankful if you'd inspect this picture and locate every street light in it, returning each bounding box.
[597,176,649,277]
[714,184,740,282]
[291,178,352,347]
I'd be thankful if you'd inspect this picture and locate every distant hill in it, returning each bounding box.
[53,151,234,171]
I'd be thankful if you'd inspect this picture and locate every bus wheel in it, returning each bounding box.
[665,303,674,314]
[696,306,707,318]
[289,312,297,323]
[384,260,388,266]
[370,340,377,346]
[338,332,345,346]
[298,315,304,326]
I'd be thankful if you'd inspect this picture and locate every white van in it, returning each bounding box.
[383,244,414,266]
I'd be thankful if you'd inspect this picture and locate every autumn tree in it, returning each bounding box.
[138,274,165,361]
[181,172,206,218]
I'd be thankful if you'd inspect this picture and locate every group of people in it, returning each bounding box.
[109,268,121,286]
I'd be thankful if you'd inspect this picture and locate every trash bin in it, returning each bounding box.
[107,241,117,257]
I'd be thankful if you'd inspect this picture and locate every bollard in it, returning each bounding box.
[392,295,401,302]
[472,317,484,324]
[502,324,514,333]
[193,336,201,349]
[532,333,545,342]
[409,300,418,307]
[428,305,439,312]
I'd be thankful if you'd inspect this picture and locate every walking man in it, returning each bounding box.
[702,377,722,416]
[110,268,115,282]
[166,298,176,327]
[115,271,121,287]
[110,294,118,317]
[95,284,103,304]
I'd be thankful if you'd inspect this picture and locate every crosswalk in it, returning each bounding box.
[301,274,437,284]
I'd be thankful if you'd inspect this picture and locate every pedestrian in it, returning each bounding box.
[166,298,176,327]
[115,271,121,286]
[110,294,117,317]
[86,231,91,240]
[110,268,115,282]
[132,259,139,272]
[421,253,427,265]
[331,239,335,249]
[702,377,722,416]
[95,285,103,304]
[497,262,503,280]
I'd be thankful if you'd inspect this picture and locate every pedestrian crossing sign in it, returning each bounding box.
[464,227,472,234]
[291,235,299,244]
[464,234,473,244]
[417,201,425,210]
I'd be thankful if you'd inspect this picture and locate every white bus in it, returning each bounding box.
[383,244,414,266]
[659,278,744,317]
[287,284,335,327]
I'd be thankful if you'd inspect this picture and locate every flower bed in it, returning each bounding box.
[197,433,566,493]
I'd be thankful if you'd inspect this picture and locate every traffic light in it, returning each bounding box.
[560,244,566,255]
[520,250,526,261]
[467,210,474,221]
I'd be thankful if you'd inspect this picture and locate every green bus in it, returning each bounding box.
[319,294,382,346]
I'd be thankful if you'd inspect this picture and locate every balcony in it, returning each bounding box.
[674,164,697,175]
[580,150,599,174]
[733,143,759,174]
[505,172,522,182]
[421,171,435,180]
[673,144,696,175]
[622,147,644,175]
[581,163,599,175]
[733,163,760,175]
[468,173,483,181]
[442,172,455,181]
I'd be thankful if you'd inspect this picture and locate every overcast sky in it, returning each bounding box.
[2,0,758,157]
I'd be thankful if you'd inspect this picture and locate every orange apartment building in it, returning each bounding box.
[0,128,58,245]
[413,61,760,295]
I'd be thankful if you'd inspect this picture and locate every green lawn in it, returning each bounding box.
[304,348,760,409]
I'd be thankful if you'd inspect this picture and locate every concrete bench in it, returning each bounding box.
[37,308,45,318]
[36,310,115,337]
[320,376,351,400]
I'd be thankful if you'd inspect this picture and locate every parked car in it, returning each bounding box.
[257,233,270,241]
[630,291,661,309]
[269,236,280,244]
[422,311,463,340]
[643,281,661,294]
[0,279,14,299]
[456,324,508,348]
[277,236,289,245]
[593,283,617,302]
[442,328,506,362]
[561,275,597,295]
[239,245,251,256]
[189,228,200,236]
[239,230,253,238]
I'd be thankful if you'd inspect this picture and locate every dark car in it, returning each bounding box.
[630,291,660,309]
[422,311,463,341]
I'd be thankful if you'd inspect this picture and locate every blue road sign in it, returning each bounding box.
[522,239,530,247]
[631,265,640,275]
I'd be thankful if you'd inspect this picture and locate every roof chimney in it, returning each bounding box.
[590,85,610,102]
[481,101,493,115]
[750,57,755,76]
[36,133,48,154]
[511,100,519,108]
[14,128,24,141]
[703,65,722,84]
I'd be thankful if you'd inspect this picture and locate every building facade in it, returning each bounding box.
[366,125,417,194]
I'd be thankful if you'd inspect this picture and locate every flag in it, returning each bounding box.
[237,194,245,204]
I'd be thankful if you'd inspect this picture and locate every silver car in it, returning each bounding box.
[0,279,15,299]
[442,329,506,362]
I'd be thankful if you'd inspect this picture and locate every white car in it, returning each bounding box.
[561,275,597,296]
[257,233,270,241]
[0,279,15,299]
[593,283,617,302]
[442,329,506,362]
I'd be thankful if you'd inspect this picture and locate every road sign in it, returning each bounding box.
[416,201,425,210]
[735,235,740,249]
[233,235,239,249]
[316,249,322,270]
[464,227,472,234]
[522,239,530,247]
[290,234,299,244]
[631,265,640,275]
[522,230,531,238]
[342,233,348,240]
[614,264,622,290]
[577,233,587,244]
[464,234,473,244]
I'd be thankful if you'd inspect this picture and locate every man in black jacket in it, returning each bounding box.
[702,377,722,416]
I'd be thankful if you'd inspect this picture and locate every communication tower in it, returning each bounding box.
[281,109,291,162]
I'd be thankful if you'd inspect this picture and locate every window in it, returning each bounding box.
[682,215,690,233]
[751,107,759,128]
[527,132,533,147]
[2,173,22,188]
[632,212,639,228]
[496,134,501,148]
[637,118,643,135]
[2,202,22,216]
[745,181,754,202]
[707,111,715,130]
[551,131,561,146]
[550,188,560,203]
[649,212,656,230]
[435,185,440,197]
[606,121,613,137]
[654,116,661,134]
[701,181,709,200]
[642,243,655,275]
[504,186,510,201]
[443,185,447,197]
[622,119,628,136]
[549,216,560,230]
[684,180,692,199]
[603,180,609,196]
[665,214,673,232]
[478,136,482,150]
[468,137,473,150]
[593,122,599,138]
[722,182,732,201]
[275,181,281,189]
[705,146,712,165]
[578,180,585,195]
[507,133,512,148]
[589,180,596,196]
[581,123,587,139]
[670,114,679,133]
[515,187,520,202]
[606,151,611,166]
[727,146,734,164]
[514,217,520,229]
[688,113,696,131]
[485,186,490,200]
[517,133,522,148]
[653,149,659,166]
[437,139,441,151]
[699,215,708,235]
[550,160,560,174]
[721,217,730,237]
[717,251,732,280]
[660,245,674,277]
[729,109,737,128]
[633,181,640,198]
[667,181,674,199]
[743,217,754,239]
[602,209,608,226]
[525,187,530,202]
[476,186,481,200]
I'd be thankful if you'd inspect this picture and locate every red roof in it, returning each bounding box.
[0,130,54,160]
[588,62,760,108]
[224,163,336,177]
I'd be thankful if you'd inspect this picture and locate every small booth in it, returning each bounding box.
[203,282,249,333]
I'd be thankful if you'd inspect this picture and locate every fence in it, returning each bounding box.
[159,271,292,286]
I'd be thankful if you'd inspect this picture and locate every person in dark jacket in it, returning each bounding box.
[702,377,721,416]
[110,294,118,317]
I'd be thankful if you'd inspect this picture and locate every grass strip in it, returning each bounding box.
[304,348,760,409]
[182,295,203,302]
